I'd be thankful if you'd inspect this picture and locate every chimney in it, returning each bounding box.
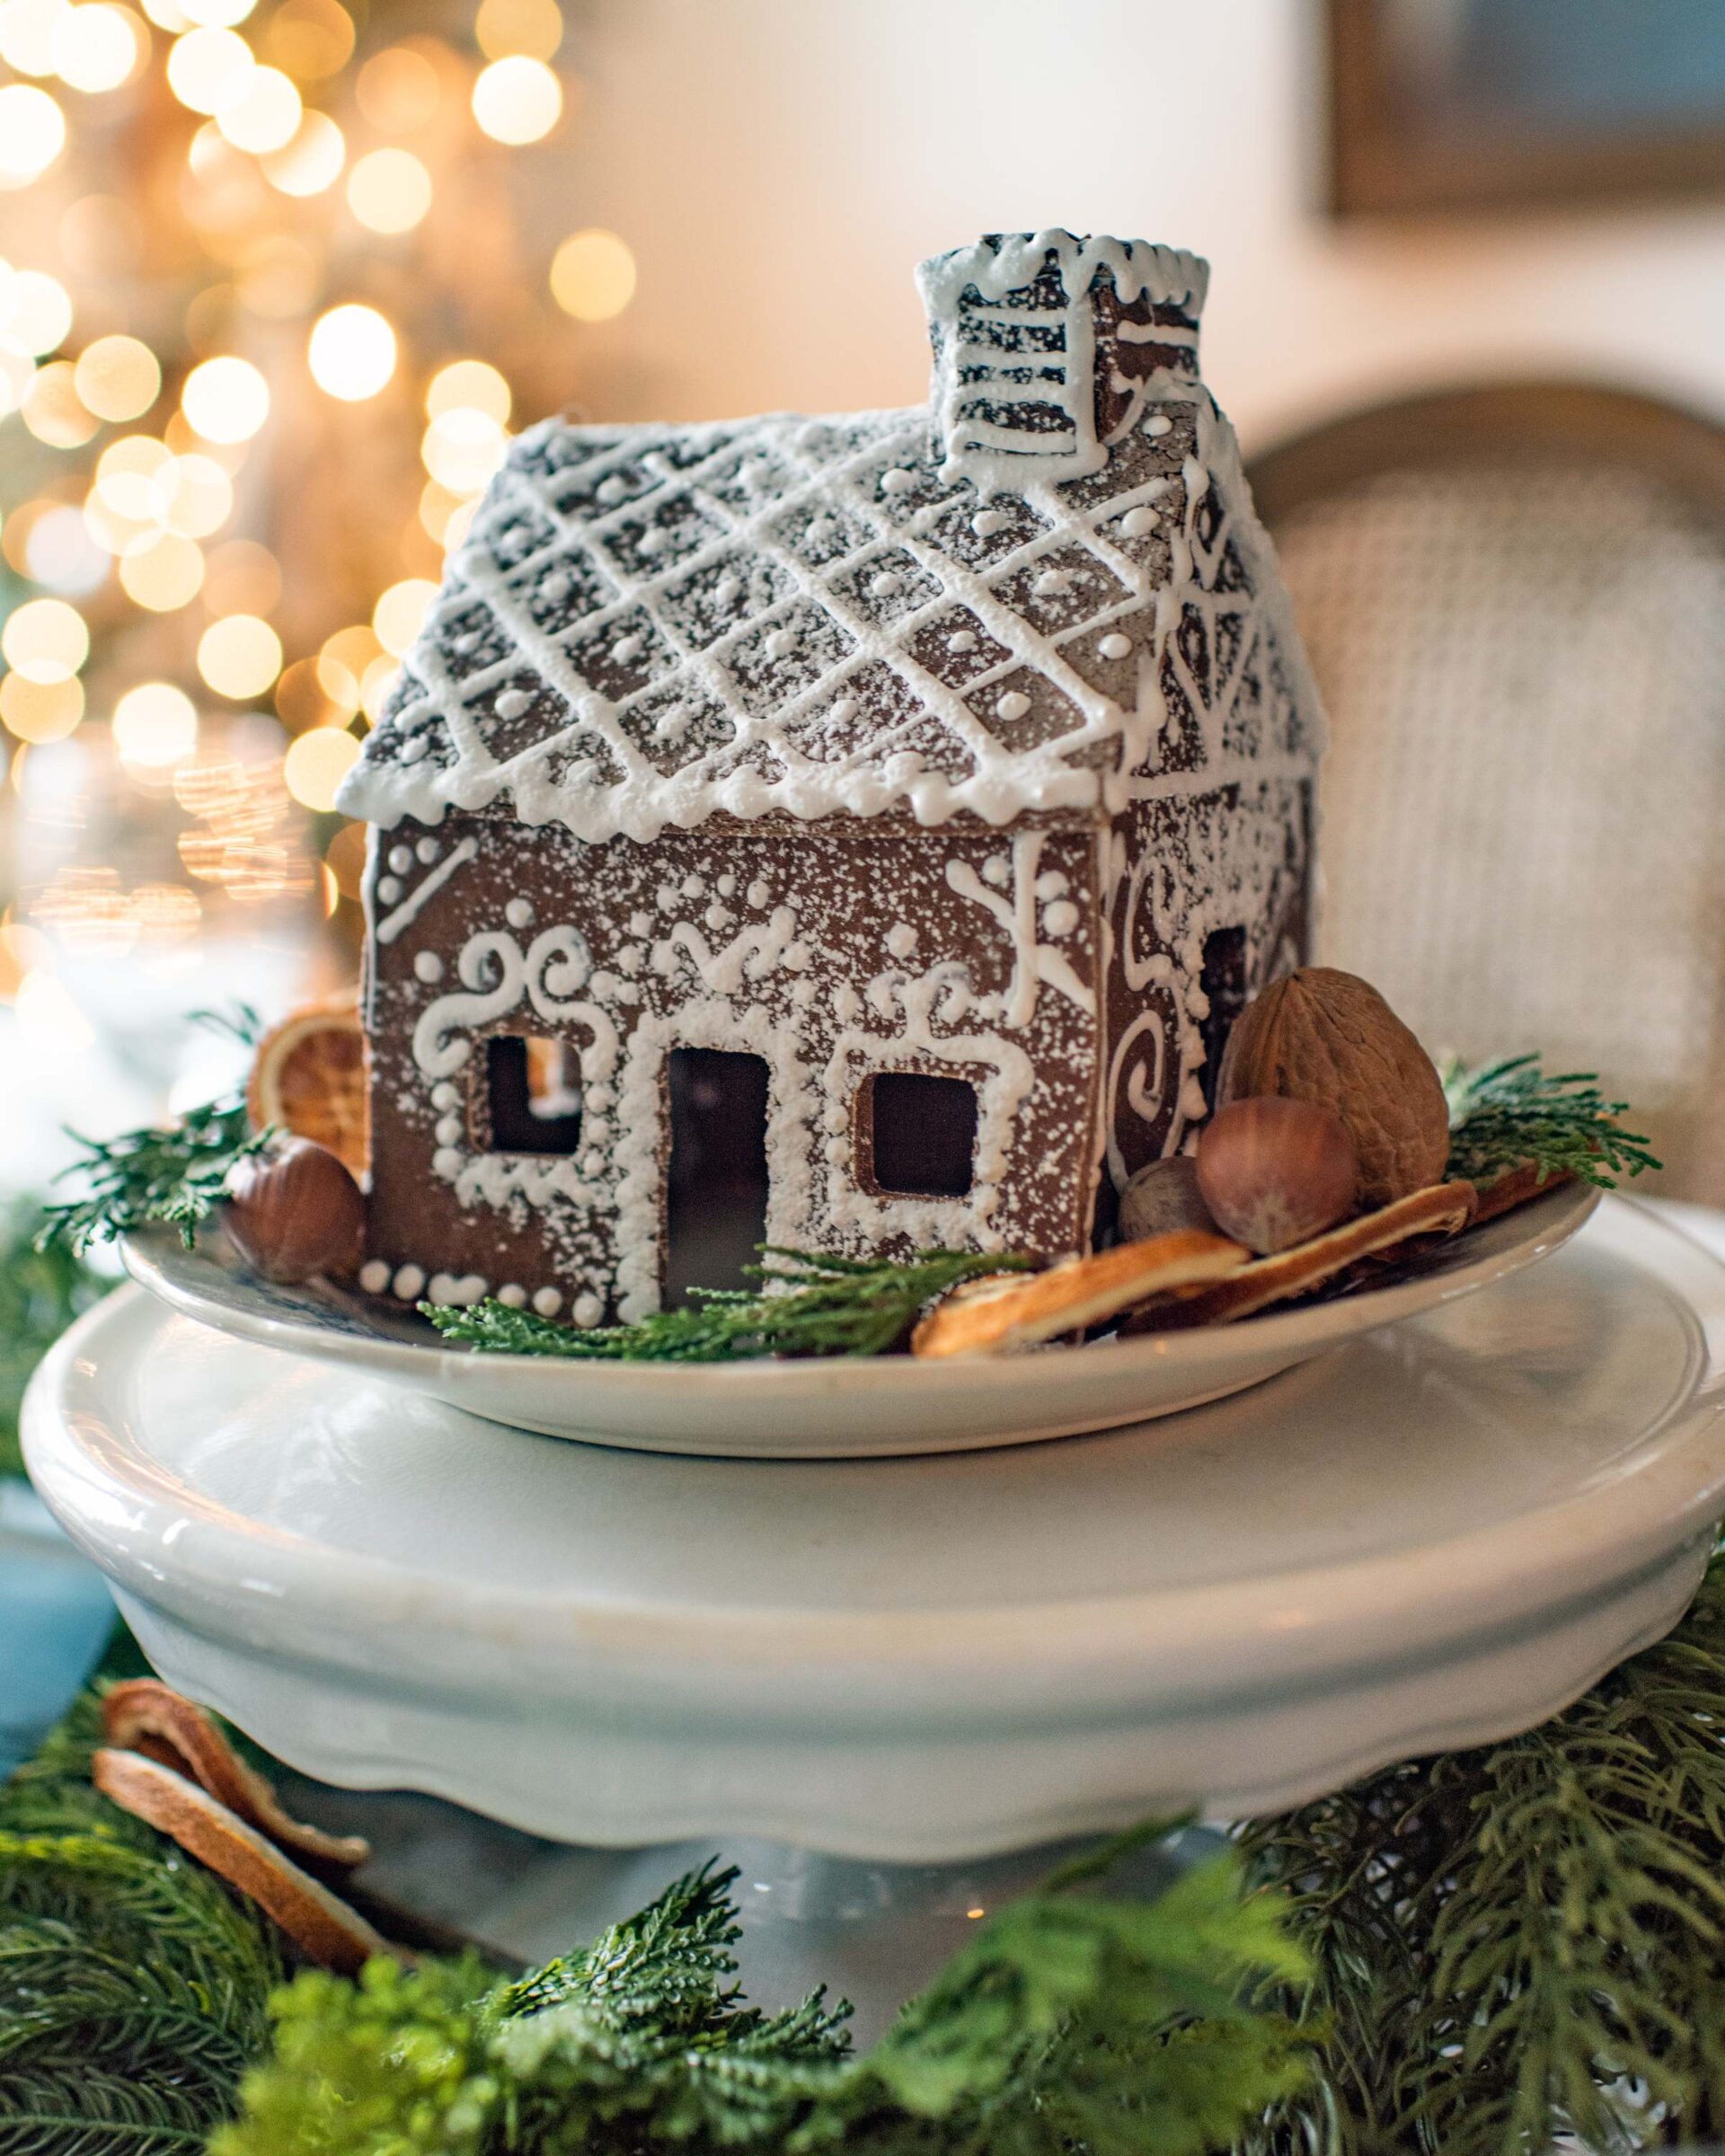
[916,231,1208,491]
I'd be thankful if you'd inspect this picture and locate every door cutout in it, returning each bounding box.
[665,1047,770,1305]
[862,1070,978,1197]
[484,1035,583,1154]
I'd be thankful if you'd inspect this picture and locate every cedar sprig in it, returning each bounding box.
[424,1245,1031,1362]
[1443,1052,1660,1188]
[35,1005,270,1257]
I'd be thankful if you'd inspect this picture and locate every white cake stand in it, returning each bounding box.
[22,1197,1725,1862]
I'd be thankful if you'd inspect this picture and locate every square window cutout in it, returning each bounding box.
[863,1071,978,1197]
[485,1035,583,1155]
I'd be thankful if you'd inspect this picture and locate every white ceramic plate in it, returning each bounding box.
[27,1197,1725,1852]
[121,1180,1600,1457]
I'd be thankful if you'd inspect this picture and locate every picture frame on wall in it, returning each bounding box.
[1329,0,1725,216]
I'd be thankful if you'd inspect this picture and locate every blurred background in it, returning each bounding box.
[3,0,1725,1195]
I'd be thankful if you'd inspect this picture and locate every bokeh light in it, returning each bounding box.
[259,0,350,77]
[119,529,205,609]
[355,42,438,130]
[53,4,145,92]
[346,146,431,233]
[181,352,269,440]
[0,672,84,742]
[197,612,280,698]
[202,536,279,614]
[2,596,89,681]
[307,301,395,399]
[215,63,300,153]
[471,54,560,144]
[113,680,198,765]
[475,0,561,60]
[426,358,510,423]
[0,0,66,75]
[21,504,108,595]
[164,24,252,111]
[73,333,160,420]
[180,0,252,27]
[283,723,358,809]
[0,84,67,186]
[420,406,507,494]
[260,108,343,195]
[4,268,74,354]
[550,227,636,321]
[22,362,96,446]
[372,577,436,657]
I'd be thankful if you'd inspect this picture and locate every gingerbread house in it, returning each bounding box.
[340,231,1324,1324]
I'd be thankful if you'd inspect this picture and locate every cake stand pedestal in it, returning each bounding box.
[24,1196,1725,1878]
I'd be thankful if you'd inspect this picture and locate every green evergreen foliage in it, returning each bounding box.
[1443,1053,1660,1188]
[425,1247,1032,1362]
[0,1201,101,1480]
[34,1091,268,1259]
[213,1842,1313,2156]
[1241,1548,1725,2154]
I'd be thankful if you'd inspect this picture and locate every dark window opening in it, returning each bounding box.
[665,1047,770,1306]
[1198,926,1249,1109]
[485,1034,583,1154]
[864,1071,978,1197]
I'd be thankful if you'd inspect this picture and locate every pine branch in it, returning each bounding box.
[33,1094,269,1259]
[0,1199,101,1479]
[1240,1544,1725,2155]
[424,1247,1032,1363]
[1443,1053,1660,1188]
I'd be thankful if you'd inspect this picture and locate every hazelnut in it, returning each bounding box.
[1218,968,1450,1207]
[1195,1096,1359,1255]
[1119,1154,1218,1243]
[225,1135,366,1285]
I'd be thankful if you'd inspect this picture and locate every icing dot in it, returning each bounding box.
[428,1272,458,1305]
[495,687,534,720]
[533,1286,562,1317]
[539,570,571,604]
[637,527,668,557]
[358,1259,391,1294]
[597,474,628,504]
[452,630,481,654]
[1098,632,1132,659]
[822,1101,847,1133]
[746,879,769,908]
[436,1115,463,1146]
[629,911,653,936]
[1035,870,1068,899]
[946,629,978,655]
[1042,899,1080,937]
[1120,506,1159,538]
[656,885,679,912]
[869,570,903,598]
[994,690,1031,724]
[681,872,704,898]
[616,944,643,974]
[455,1275,486,1305]
[765,627,798,659]
[588,969,618,997]
[783,941,810,970]
[830,696,858,723]
[416,837,440,863]
[982,853,1012,888]
[414,951,444,984]
[703,902,731,931]
[432,1148,463,1179]
[1034,569,1074,596]
[716,874,737,897]
[653,707,689,742]
[579,1148,606,1178]
[587,1084,615,1111]
[431,1082,460,1109]
[505,897,535,928]
[972,508,1011,537]
[498,1283,527,1308]
[1146,413,1173,437]
[400,736,429,764]
[573,1293,603,1328]
[713,574,743,606]
[613,632,645,662]
[376,876,402,903]
[387,845,412,873]
[392,1264,426,1300]
[887,922,917,959]
[880,467,916,495]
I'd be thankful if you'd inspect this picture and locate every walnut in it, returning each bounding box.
[1216,968,1449,1207]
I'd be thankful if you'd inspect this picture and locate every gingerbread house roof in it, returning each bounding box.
[339,232,1314,844]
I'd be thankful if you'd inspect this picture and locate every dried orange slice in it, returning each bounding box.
[247,994,368,1178]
